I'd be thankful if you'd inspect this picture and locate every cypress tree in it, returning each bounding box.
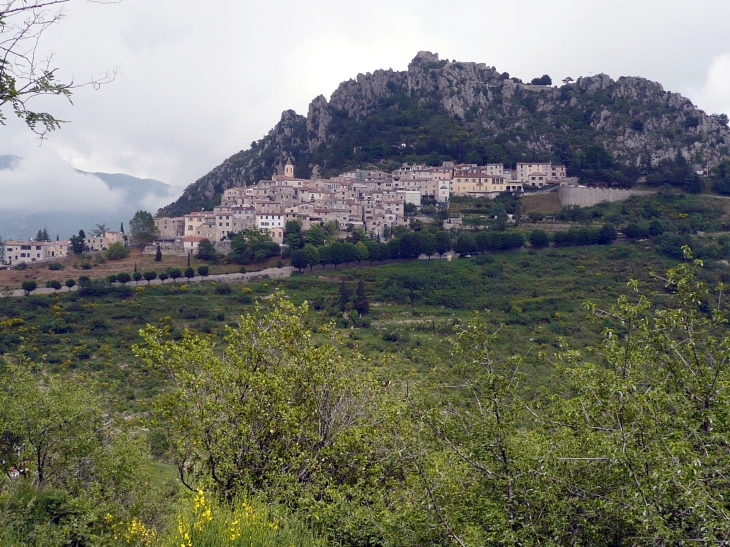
[339,280,351,312]
[353,278,369,316]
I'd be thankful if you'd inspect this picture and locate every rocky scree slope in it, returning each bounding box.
[162,51,730,216]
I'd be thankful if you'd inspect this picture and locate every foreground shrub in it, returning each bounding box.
[105,242,130,260]
[134,295,397,544]
[133,490,325,547]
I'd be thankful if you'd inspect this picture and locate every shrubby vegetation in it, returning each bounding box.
[0,252,716,545]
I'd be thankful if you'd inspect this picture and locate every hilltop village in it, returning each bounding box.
[1,160,569,266]
[161,159,567,253]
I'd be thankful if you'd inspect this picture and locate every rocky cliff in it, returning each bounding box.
[162,51,730,216]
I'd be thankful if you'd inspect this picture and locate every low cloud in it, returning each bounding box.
[697,53,730,117]
[0,147,126,213]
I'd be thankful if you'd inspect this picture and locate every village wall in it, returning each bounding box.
[558,186,653,207]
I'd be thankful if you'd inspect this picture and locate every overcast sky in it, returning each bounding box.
[3,0,730,203]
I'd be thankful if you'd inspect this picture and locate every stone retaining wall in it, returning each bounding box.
[558,186,653,207]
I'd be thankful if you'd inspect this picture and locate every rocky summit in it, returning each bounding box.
[162,51,730,216]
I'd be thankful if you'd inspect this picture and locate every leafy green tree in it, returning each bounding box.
[69,235,85,255]
[324,220,339,236]
[158,272,169,282]
[435,231,452,256]
[284,220,303,250]
[45,279,61,290]
[116,272,131,284]
[134,296,389,510]
[398,232,422,259]
[529,229,550,248]
[412,312,534,546]
[132,271,142,283]
[129,210,159,246]
[454,232,476,255]
[184,267,195,279]
[304,225,326,247]
[143,271,157,283]
[355,241,369,263]
[303,244,320,271]
[169,268,182,281]
[0,363,159,544]
[542,250,730,544]
[365,239,382,261]
[106,273,118,284]
[290,248,308,271]
[328,242,344,268]
[64,279,75,289]
[230,230,280,264]
[420,233,437,258]
[196,238,218,262]
[105,241,130,260]
[197,265,209,277]
[21,280,36,295]
[318,244,332,267]
[341,242,359,264]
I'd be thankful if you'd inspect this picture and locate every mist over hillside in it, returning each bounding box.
[0,155,181,240]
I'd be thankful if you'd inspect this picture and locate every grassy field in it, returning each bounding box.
[520,190,563,214]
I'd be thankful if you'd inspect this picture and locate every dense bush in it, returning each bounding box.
[529,229,550,248]
[45,279,62,290]
[215,283,232,295]
[47,262,64,271]
[105,242,130,260]
[21,280,36,294]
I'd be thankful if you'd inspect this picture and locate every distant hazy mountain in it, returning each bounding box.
[0,155,182,240]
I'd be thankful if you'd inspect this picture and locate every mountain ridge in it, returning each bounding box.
[161,51,730,217]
